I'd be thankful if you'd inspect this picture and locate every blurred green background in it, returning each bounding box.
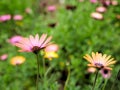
[0,0,120,90]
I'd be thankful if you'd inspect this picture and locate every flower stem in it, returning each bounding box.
[42,57,46,89]
[102,79,108,90]
[64,66,70,90]
[36,53,40,90]
[92,70,99,90]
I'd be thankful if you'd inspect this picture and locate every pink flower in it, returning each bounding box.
[100,68,111,78]
[79,0,84,2]
[96,6,107,13]
[111,0,118,6]
[91,12,103,20]
[0,14,11,22]
[100,0,111,7]
[15,34,52,54]
[13,15,23,20]
[44,44,59,52]
[25,8,32,14]
[0,54,8,60]
[47,5,56,12]
[90,0,97,3]
[87,67,96,73]
[8,35,23,45]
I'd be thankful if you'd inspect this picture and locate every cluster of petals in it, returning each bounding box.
[0,14,23,22]
[25,8,32,14]
[0,54,8,60]
[44,44,59,60]
[100,68,111,78]
[90,0,97,3]
[15,34,52,53]
[10,56,25,66]
[0,14,11,22]
[8,35,23,45]
[83,52,116,70]
[47,5,56,12]
[44,51,58,60]
[96,6,107,13]
[91,12,103,20]
[13,15,23,21]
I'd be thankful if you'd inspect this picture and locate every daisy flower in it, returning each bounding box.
[15,34,52,54]
[83,52,116,70]
[44,51,58,60]
[100,68,111,78]
[10,56,25,66]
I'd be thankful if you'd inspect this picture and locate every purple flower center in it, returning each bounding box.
[32,46,40,54]
[103,69,109,74]
[95,63,103,68]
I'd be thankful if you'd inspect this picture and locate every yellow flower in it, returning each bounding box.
[44,51,58,60]
[10,56,25,66]
[83,52,116,70]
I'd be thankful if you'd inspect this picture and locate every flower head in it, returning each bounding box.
[91,12,103,20]
[100,68,111,78]
[44,44,59,52]
[90,0,97,3]
[83,52,116,70]
[44,51,58,60]
[8,35,23,45]
[0,14,11,22]
[0,54,8,60]
[10,56,25,66]
[87,67,96,73]
[15,34,52,54]
[47,5,56,12]
[44,44,59,60]
[96,6,107,13]
[13,15,23,21]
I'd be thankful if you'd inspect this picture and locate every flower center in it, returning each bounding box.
[95,63,104,69]
[103,69,109,74]
[32,46,40,54]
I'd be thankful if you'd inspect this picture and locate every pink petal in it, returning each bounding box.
[41,36,52,48]
[38,34,47,47]
[29,35,36,46]
[34,34,39,46]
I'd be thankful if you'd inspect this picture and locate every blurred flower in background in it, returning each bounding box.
[25,8,32,14]
[90,0,97,3]
[100,68,111,78]
[44,44,59,60]
[91,12,103,20]
[47,5,56,12]
[13,15,23,21]
[0,14,11,22]
[0,54,8,61]
[111,0,118,6]
[96,6,107,13]
[44,44,59,52]
[44,51,58,60]
[87,67,96,73]
[10,56,25,66]
[8,35,23,45]
[83,52,116,70]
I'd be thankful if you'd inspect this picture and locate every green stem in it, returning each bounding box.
[42,57,46,89]
[102,79,108,90]
[64,66,70,90]
[45,65,53,77]
[92,70,99,90]
[36,53,40,90]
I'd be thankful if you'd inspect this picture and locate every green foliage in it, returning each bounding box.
[0,0,120,90]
